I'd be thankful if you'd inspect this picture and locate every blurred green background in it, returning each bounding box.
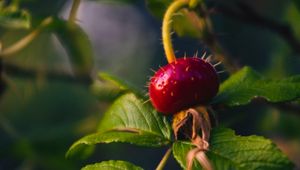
[1,0,300,169]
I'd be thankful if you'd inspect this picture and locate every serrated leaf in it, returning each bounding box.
[0,6,31,29]
[53,18,93,76]
[97,93,171,136]
[82,160,143,170]
[173,128,294,170]
[67,93,172,157]
[213,66,300,106]
[91,72,143,101]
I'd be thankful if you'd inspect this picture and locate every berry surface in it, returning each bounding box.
[149,57,219,115]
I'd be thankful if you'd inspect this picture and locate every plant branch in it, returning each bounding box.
[252,98,300,116]
[155,148,172,170]
[271,102,300,115]
[0,17,53,58]
[69,0,81,23]
[162,0,189,63]
[190,4,240,73]
[215,1,300,54]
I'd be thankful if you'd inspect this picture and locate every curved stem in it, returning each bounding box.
[162,0,189,63]
[189,0,200,8]
[0,17,53,58]
[155,148,172,170]
[69,0,81,23]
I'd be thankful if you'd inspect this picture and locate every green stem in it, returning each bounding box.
[162,0,189,63]
[68,0,81,23]
[0,17,53,58]
[189,0,199,8]
[155,148,172,170]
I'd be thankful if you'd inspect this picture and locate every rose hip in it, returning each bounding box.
[149,57,219,115]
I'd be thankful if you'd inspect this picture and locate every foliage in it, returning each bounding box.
[213,67,300,106]
[0,2,31,29]
[68,69,297,169]
[82,160,143,170]
[1,0,300,170]
[173,128,293,170]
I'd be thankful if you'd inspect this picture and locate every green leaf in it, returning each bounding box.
[0,5,31,29]
[82,160,143,170]
[91,72,143,101]
[172,10,203,38]
[173,128,294,170]
[213,66,300,106]
[99,72,142,95]
[90,79,126,102]
[53,18,93,76]
[97,93,171,137]
[67,93,172,157]
[146,0,202,38]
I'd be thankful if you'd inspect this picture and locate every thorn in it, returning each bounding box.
[159,65,165,71]
[184,52,187,59]
[213,61,222,67]
[171,64,176,69]
[150,68,156,73]
[142,99,151,105]
[170,31,175,35]
[201,52,207,59]
[173,12,184,17]
[193,50,199,58]
[217,70,226,74]
[205,55,213,62]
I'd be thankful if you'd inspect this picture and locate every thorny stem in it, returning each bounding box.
[155,148,172,170]
[216,1,300,55]
[0,17,53,58]
[163,0,238,72]
[69,0,81,23]
[162,0,189,63]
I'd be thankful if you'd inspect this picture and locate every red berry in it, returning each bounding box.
[149,57,219,115]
